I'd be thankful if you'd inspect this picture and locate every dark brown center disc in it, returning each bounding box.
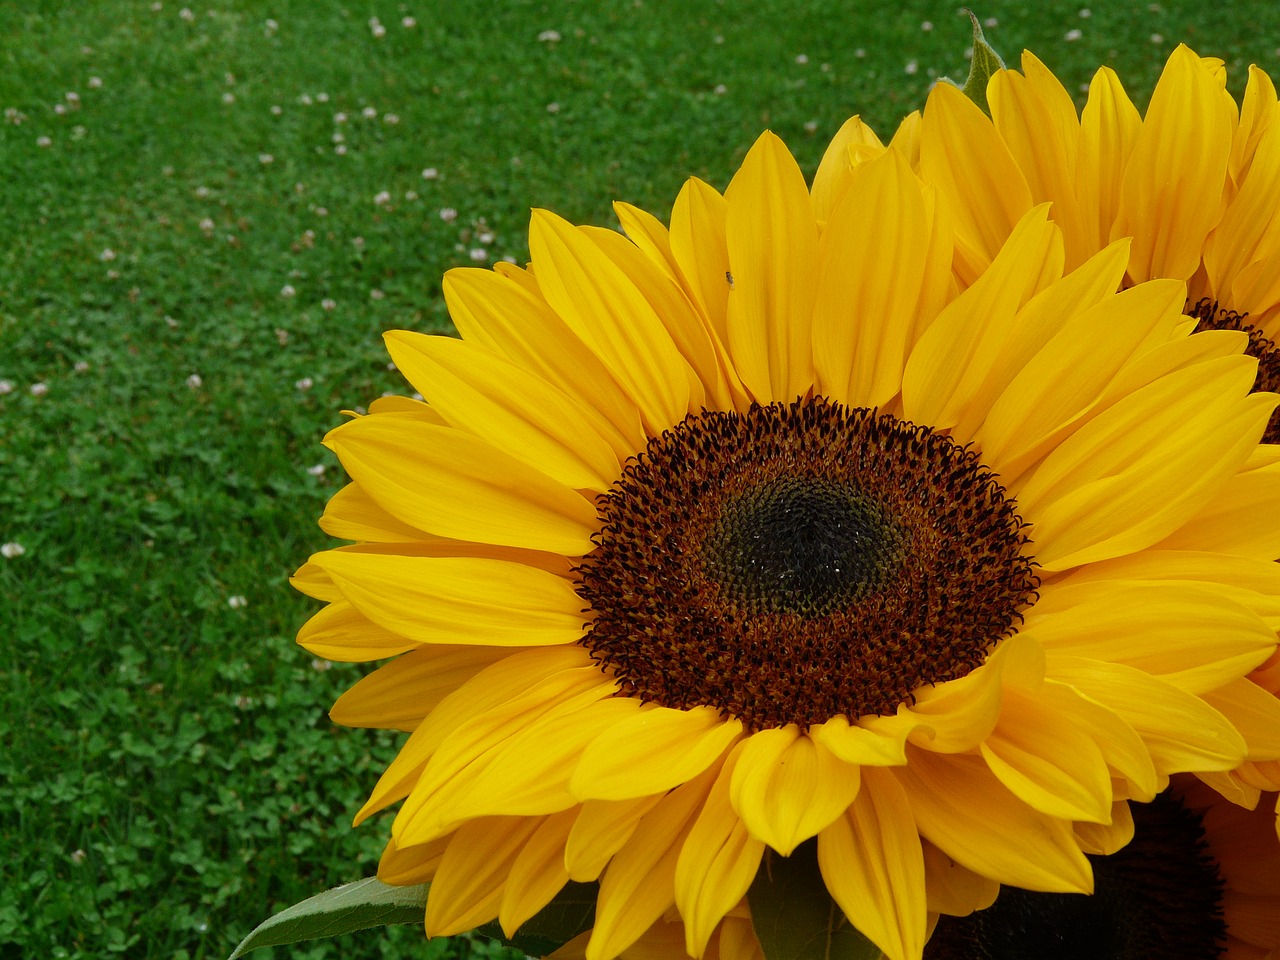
[575,399,1038,731]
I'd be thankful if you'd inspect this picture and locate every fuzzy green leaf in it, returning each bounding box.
[959,9,1006,112]
[227,878,429,958]
[748,844,884,960]
[475,880,600,955]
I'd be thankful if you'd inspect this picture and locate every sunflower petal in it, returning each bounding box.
[311,550,586,647]
[529,209,695,433]
[572,706,743,801]
[425,815,543,935]
[723,131,820,402]
[325,412,599,555]
[817,766,927,960]
[384,331,622,491]
[894,749,1094,894]
[675,744,765,957]
[1045,656,1247,774]
[499,807,580,936]
[728,727,861,855]
[1111,44,1235,283]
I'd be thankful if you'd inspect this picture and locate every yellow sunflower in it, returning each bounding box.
[295,129,1280,960]
[904,43,1280,441]
[923,776,1280,960]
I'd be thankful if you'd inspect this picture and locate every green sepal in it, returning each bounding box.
[937,9,1007,114]
[748,843,885,960]
[226,877,429,958]
[227,878,601,959]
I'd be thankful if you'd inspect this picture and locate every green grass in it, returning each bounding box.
[4,1,1280,957]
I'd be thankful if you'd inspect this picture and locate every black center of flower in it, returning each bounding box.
[924,792,1227,960]
[704,477,906,618]
[574,399,1038,731]
[1189,297,1280,443]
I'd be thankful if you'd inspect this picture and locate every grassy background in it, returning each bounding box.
[4,1,1280,957]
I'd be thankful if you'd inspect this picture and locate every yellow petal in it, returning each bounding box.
[901,205,1061,431]
[894,749,1094,894]
[499,806,580,936]
[897,634,1044,754]
[398,681,625,842]
[384,331,622,491]
[728,727,861,855]
[359,646,596,825]
[443,266,645,455]
[1205,118,1280,297]
[675,744,765,957]
[291,560,342,602]
[320,481,434,543]
[920,840,998,918]
[1158,442,1280,559]
[811,115,886,222]
[1045,656,1247,774]
[1013,357,1275,570]
[1025,579,1275,694]
[311,550,585,647]
[584,223,742,410]
[529,209,696,434]
[377,833,449,886]
[979,684,1116,822]
[325,412,600,555]
[975,270,1181,478]
[1073,801,1135,856]
[809,714,912,767]
[1077,66,1142,255]
[330,643,519,731]
[723,131,820,402]
[812,148,933,408]
[297,599,418,662]
[1111,44,1235,283]
[564,794,665,882]
[572,706,743,801]
[919,80,1034,283]
[990,51,1093,269]
[588,762,723,960]
[1202,677,1280,761]
[425,815,543,936]
[1232,64,1280,184]
[669,177,732,344]
[818,767,926,960]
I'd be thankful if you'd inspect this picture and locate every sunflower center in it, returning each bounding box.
[574,399,1038,731]
[1189,297,1280,443]
[923,792,1227,960]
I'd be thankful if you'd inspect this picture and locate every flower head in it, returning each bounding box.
[298,129,1280,960]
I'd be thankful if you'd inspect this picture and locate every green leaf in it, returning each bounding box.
[959,9,1006,113]
[226,878,429,959]
[748,843,884,960]
[475,880,600,955]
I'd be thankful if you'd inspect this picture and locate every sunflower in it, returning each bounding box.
[903,43,1280,443]
[295,129,1280,960]
[923,776,1280,960]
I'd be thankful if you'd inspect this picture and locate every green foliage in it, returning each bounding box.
[4,1,1280,958]
[228,879,430,958]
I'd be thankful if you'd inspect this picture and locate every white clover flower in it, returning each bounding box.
[421,166,439,180]
[227,594,247,609]
[295,377,313,391]
[439,207,458,222]
[29,382,48,397]
[1,542,25,559]
[186,373,202,389]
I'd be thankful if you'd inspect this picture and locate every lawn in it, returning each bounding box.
[4,1,1280,957]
